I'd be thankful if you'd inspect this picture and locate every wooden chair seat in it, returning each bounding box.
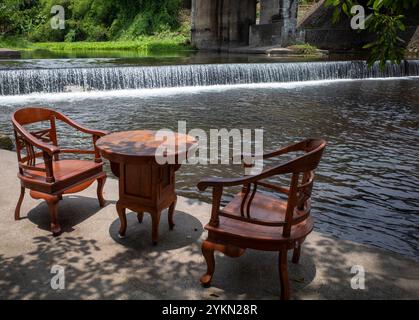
[22,160,103,184]
[206,192,313,250]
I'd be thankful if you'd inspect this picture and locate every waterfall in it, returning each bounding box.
[0,60,418,96]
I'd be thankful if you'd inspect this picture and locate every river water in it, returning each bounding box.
[0,57,418,259]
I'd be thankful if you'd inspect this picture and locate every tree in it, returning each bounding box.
[1,0,184,42]
[325,0,419,68]
[0,0,41,36]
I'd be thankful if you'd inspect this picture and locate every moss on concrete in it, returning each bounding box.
[0,134,13,150]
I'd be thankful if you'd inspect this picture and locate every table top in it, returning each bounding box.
[96,130,197,162]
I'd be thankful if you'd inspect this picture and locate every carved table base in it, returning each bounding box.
[111,160,178,244]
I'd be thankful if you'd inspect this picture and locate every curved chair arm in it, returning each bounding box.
[56,113,109,137]
[55,112,109,162]
[198,158,298,192]
[197,176,255,227]
[197,176,251,191]
[14,122,60,155]
[197,163,294,228]
[13,123,58,183]
[240,139,317,164]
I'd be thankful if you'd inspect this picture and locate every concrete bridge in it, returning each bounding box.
[191,0,299,50]
[191,0,419,54]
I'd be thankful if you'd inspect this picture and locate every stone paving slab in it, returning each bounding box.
[0,150,418,299]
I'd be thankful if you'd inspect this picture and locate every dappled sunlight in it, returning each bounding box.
[109,211,203,251]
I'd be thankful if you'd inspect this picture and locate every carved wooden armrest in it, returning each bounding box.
[15,125,60,156]
[257,180,290,195]
[197,176,251,191]
[198,176,262,227]
[57,113,109,137]
[198,160,295,192]
[197,161,299,227]
[56,114,109,162]
[241,139,316,164]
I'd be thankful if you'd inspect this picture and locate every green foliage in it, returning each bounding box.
[0,0,43,36]
[31,34,191,53]
[0,36,32,49]
[325,0,419,68]
[0,0,185,42]
[288,43,319,55]
[363,12,407,69]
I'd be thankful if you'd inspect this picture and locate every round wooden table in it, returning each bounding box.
[96,130,197,244]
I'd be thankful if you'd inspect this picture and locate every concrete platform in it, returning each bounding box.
[0,150,418,299]
[228,45,327,57]
[0,48,21,58]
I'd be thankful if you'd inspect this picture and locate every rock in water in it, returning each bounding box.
[0,134,13,150]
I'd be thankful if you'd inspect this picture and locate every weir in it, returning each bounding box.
[0,60,418,96]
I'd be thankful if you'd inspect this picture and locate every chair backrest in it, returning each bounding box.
[281,139,326,237]
[13,107,59,144]
[12,108,61,176]
[239,139,326,237]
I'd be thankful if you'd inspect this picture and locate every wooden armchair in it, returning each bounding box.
[12,107,108,236]
[197,138,326,300]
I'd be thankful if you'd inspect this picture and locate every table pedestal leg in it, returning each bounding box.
[168,197,177,230]
[137,211,144,223]
[151,211,161,245]
[116,202,127,238]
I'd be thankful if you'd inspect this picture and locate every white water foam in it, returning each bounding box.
[0,76,418,105]
[1,60,418,96]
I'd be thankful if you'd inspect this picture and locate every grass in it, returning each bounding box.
[0,36,32,49]
[0,34,194,54]
[288,43,319,55]
[33,34,192,52]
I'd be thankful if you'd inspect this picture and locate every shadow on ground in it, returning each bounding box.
[0,215,418,299]
[27,196,115,234]
[0,232,318,299]
[109,211,203,251]
[0,182,418,299]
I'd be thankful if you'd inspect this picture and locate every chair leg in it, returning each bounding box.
[137,212,144,223]
[116,202,127,238]
[292,243,301,264]
[97,176,106,207]
[168,198,177,230]
[151,211,161,245]
[279,250,290,300]
[200,240,216,287]
[15,187,25,221]
[46,195,61,236]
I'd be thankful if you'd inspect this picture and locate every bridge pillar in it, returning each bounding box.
[250,0,299,47]
[191,0,257,50]
[260,0,281,24]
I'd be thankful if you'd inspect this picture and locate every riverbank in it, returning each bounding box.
[0,149,418,299]
[0,36,327,60]
[0,48,21,58]
[0,34,193,55]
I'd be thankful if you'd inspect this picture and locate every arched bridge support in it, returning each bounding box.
[191,0,299,50]
[191,0,257,51]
